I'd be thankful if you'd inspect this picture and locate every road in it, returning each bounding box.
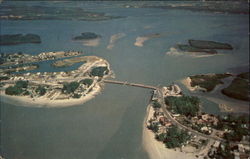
[157,87,225,142]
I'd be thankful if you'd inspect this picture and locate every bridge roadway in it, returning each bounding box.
[103,79,157,90]
[102,80,228,142]
[156,88,225,142]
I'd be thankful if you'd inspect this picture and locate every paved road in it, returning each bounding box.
[157,87,225,142]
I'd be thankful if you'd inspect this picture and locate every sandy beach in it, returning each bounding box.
[0,84,102,108]
[180,77,207,92]
[82,38,100,47]
[107,33,126,49]
[142,105,201,159]
[134,37,150,47]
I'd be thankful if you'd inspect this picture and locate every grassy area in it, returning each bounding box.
[221,73,249,101]
[52,56,99,67]
[190,73,231,92]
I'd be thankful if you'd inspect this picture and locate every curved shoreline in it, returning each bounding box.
[142,103,200,159]
[0,55,112,108]
[180,76,249,113]
[0,83,103,108]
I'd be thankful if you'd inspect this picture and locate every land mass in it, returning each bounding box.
[175,40,233,55]
[0,34,41,45]
[0,4,123,21]
[0,53,112,107]
[72,32,101,41]
[144,84,249,159]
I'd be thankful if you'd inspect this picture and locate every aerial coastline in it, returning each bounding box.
[0,1,249,159]
[0,52,112,107]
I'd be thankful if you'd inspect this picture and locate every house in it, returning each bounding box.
[213,141,220,148]
[159,117,172,127]
[151,90,159,101]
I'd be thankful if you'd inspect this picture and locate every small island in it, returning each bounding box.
[171,40,233,55]
[72,32,101,41]
[0,52,112,107]
[0,34,41,45]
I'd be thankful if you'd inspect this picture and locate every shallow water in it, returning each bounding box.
[0,1,249,159]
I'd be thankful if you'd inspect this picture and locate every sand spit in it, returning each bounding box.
[0,84,102,108]
[82,38,100,47]
[166,47,219,58]
[180,77,206,92]
[107,33,126,49]
[134,33,162,47]
[134,37,150,47]
[142,105,201,159]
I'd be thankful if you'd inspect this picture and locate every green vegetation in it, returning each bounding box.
[215,114,249,141]
[177,44,217,54]
[90,66,109,77]
[190,73,231,92]
[72,93,81,98]
[209,142,234,159]
[5,85,24,95]
[237,72,249,79]
[222,72,249,101]
[0,76,10,80]
[5,80,29,95]
[35,86,46,96]
[0,34,41,45]
[16,80,28,88]
[62,82,79,94]
[165,96,200,117]
[152,101,161,108]
[188,40,233,50]
[147,122,159,133]
[73,32,101,40]
[156,126,191,148]
[80,78,93,86]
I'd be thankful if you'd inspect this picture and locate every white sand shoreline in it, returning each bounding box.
[142,104,200,159]
[0,84,102,108]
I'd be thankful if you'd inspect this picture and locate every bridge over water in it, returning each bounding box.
[103,79,157,90]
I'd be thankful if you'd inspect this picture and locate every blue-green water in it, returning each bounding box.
[0,1,249,159]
